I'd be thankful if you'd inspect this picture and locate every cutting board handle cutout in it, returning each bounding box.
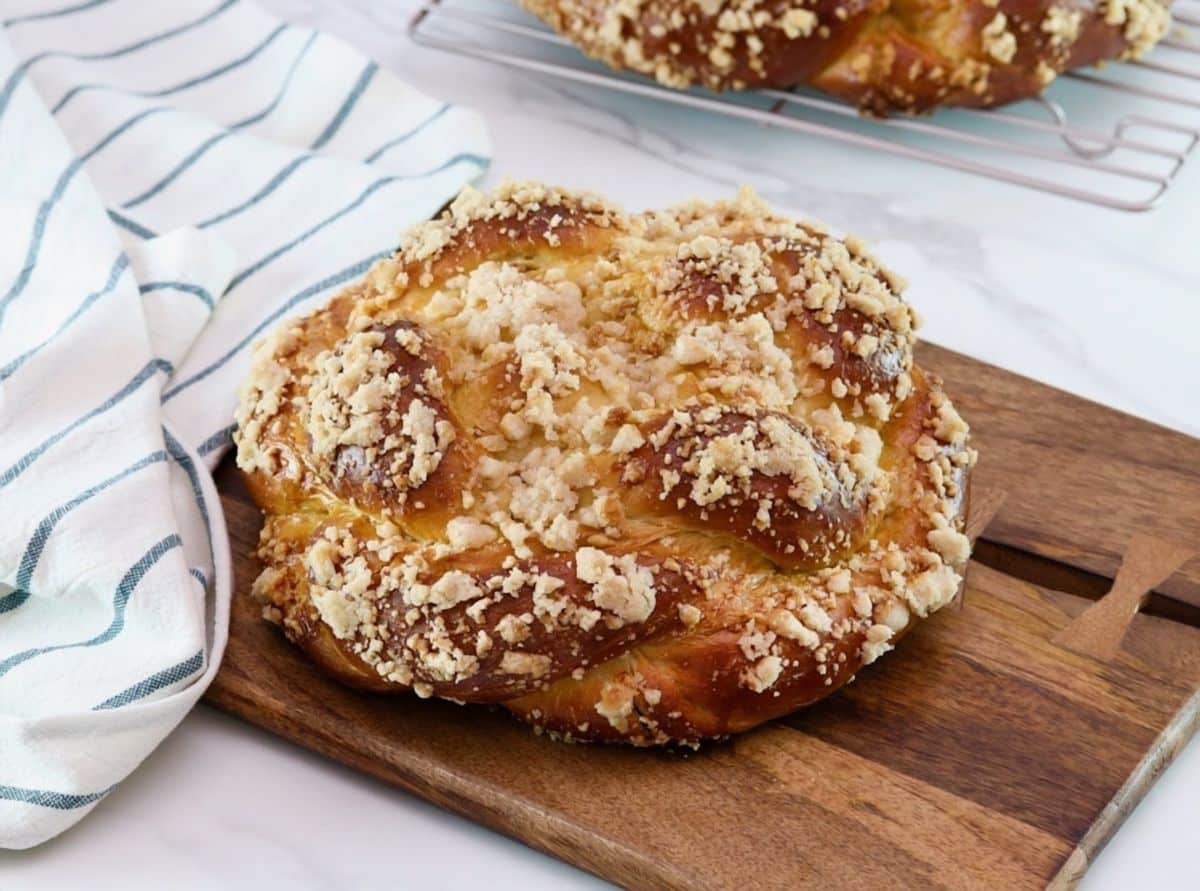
[1052,535,1196,661]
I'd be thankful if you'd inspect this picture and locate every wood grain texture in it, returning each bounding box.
[207,344,1200,890]
[919,343,1200,607]
[208,493,1199,889]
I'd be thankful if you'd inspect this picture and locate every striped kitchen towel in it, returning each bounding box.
[0,0,489,848]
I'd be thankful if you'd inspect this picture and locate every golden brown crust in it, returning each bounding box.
[235,181,976,746]
[518,0,1171,112]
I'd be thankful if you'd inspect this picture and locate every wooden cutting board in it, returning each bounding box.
[206,343,1200,890]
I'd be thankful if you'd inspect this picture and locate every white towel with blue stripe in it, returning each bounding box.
[0,0,490,849]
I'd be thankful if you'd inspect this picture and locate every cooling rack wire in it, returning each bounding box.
[411,0,1200,210]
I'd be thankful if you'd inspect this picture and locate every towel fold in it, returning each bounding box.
[0,0,490,849]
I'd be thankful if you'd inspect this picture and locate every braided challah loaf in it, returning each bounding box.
[520,0,1171,112]
[235,182,976,746]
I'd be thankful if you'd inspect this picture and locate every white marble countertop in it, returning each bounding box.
[7,0,1199,886]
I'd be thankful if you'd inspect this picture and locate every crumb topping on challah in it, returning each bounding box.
[519,0,1171,112]
[235,181,975,745]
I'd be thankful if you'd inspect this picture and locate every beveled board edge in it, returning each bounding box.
[1047,687,1200,890]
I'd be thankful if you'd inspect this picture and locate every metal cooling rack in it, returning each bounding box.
[409,0,1200,211]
